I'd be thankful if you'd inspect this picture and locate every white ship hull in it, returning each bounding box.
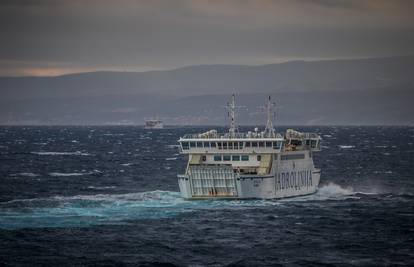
[177,153,320,199]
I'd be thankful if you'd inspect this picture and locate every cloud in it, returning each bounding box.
[0,0,413,76]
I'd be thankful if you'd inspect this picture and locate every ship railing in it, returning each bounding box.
[182,132,283,139]
[302,132,321,139]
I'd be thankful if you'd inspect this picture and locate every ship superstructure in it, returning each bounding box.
[177,95,321,199]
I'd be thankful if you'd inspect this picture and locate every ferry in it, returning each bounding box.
[177,95,321,199]
[144,119,164,129]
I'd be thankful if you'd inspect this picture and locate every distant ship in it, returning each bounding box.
[177,95,321,199]
[144,119,164,129]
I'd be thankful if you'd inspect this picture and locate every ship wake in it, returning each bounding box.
[0,184,377,230]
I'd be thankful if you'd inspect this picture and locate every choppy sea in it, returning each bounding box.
[0,126,413,266]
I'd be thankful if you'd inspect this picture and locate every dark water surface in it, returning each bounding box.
[0,126,413,266]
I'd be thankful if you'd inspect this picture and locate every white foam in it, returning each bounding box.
[49,172,90,177]
[282,183,359,202]
[10,172,39,177]
[338,145,355,149]
[31,151,90,156]
[33,142,48,145]
[317,183,355,196]
[87,186,116,190]
[166,157,177,161]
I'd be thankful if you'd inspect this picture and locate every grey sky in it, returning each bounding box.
[1,0,413,76]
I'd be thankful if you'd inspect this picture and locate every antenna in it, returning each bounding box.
[227,94,237,137]
[264,96,276,137]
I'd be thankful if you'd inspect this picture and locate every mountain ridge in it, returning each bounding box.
[1,55,413,125]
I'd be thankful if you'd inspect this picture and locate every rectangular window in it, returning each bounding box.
[203,142,209,148]
[196,142,203,147]
[228,142,233,149]
[210,142,216,148]
[245,142,251,147]
[239,142,244,149]
[223,155,231,161]
[218,142,222,150]
[223,142,227,149]
[281,154,305,160]
[182,142,189,150]
[257,155,261,161]
[241,155,249,161]
[273,141,281,149]
[258,142,264,147]
[190,142,196,148]
[214,155,222,161]
[266,141,272,148]
[252,142,257,147]
[202,155,206,161]
[232,155,240,161]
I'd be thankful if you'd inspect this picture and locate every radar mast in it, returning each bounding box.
[227,94,237,138]
[264,96,276,137]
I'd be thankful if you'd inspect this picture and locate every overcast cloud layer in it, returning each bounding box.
[1,0,414,76]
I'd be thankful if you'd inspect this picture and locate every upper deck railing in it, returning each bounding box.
[181,131,320,140]
[181,131,284,140]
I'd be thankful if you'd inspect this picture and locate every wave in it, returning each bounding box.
[10,172,40,178]
[49,170,101,177]
[31,151,90,156]
[0,191,190,229]
[87,186,117,190]
[338,145,355,149]
[279,182,379,202]
[0,184,379,230]
[49,172,89,177]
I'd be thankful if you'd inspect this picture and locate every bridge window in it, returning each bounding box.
[252,142,257,147]
[217,142,222,149]
[266,141,272,148]
[223,142,228,149]
[258,142,264,147]
[210,142,216,148]
[239,142,244,149]
[228,142,233,149]
[190,142,196,148]
[203,142,209,148]
[233,142,238,149]
[241,155,249,161]
[182,142,189,150]
[245,142,251,147]
[196,141,203,147]
[214,155,222,161]
[273,141,281,149]
[223,155,231,161]
[232,155,240,161]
